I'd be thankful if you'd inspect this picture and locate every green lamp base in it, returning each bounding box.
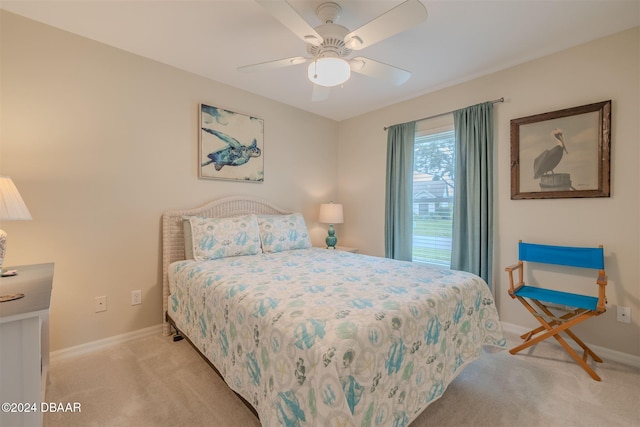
[325,224,338,249]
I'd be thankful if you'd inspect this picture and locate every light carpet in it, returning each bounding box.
[43,331,639,427]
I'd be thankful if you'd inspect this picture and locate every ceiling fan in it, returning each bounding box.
[238,0,428,101]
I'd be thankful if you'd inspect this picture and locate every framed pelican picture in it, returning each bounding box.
[510,100,611,199]
[199,104,264,182]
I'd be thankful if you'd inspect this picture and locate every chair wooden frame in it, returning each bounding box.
[505,241,607,381]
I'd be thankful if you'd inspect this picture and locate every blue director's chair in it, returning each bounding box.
[505,241,607,381]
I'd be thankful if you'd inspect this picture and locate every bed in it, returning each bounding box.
[162,196,506,427]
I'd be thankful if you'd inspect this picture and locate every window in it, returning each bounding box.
[412,120,455,266]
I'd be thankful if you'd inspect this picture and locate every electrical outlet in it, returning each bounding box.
[95,296,107,313]
[616,306,631,323]
[131,290,142,305]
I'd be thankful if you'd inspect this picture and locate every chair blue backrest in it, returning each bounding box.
[519,242,604,270]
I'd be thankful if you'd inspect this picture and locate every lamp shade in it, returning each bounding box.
[308,58,351,87]
[0,176,32,220]
[319,203,344,224]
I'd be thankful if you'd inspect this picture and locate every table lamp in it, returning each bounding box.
[319,203,343,249]
[0,176,32,276]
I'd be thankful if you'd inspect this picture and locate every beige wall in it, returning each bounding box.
[3,10,639,358]
[339,28,640,357]
[0,12,339,351]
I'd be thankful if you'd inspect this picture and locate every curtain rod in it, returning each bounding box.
[383,97,504,131]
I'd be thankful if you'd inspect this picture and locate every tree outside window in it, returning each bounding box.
[413,129,455,266]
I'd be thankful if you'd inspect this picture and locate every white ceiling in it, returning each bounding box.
[2,1,639,121]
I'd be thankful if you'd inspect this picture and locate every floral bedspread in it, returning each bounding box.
[168,248,505,427]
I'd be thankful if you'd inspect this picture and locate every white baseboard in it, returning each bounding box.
[51,324,162,361]
[501,321,640,369]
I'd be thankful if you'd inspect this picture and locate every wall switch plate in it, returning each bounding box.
[131,290,142,305]
[616,306,631,323]
[95,296,107,313]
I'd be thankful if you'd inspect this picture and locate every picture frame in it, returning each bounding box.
[199,104,264,182]
[510,100,611,199]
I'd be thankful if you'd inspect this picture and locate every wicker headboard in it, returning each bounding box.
[161,195,292,335]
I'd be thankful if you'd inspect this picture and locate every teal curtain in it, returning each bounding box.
[451,102,494,286]
[385,121,416,261]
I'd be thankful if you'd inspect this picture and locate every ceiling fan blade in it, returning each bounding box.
[344,0,427,50]
[238,56,308,72]
[256,0,323,46]
[350,57,411,86]
[311,84,330,102]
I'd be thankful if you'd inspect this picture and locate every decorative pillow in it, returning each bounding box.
[189,214,261,261]
[258,213,312,253]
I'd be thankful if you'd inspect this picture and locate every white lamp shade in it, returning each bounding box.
[319,203,344,224]
[0,176,32,220]
[308,58,351,87]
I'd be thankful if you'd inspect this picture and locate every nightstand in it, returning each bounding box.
[324,246,359,254]
[0,263,54,427]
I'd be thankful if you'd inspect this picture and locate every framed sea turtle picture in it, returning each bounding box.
[510,100,611,199]
[199,104,264,182]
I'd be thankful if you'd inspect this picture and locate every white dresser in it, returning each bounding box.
[0,263,54,427]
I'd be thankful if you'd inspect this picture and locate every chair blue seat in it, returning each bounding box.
[514,285,598,311]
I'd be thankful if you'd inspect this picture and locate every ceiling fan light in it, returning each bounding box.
[308,57,351,87]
